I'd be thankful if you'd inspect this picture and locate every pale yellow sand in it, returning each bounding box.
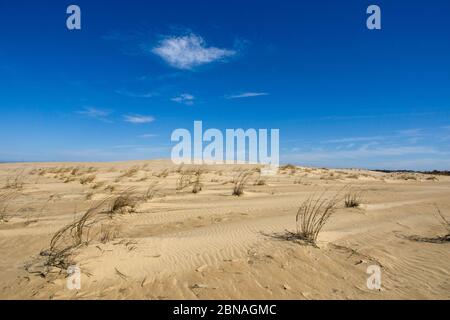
[0,160,449,299]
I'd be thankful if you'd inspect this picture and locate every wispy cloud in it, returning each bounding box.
[115,89,156,98]
[226,92,269,99]
[138,133,158,138]
[323,136,386,144]
[323,129,426,145]
[123,114,155,124]
[397,128,423,137]
[76,107,112,122]
[152,33,236,70]
[286,145,443,163]
[171,93,195,105]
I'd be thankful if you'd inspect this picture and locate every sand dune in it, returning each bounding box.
[0,160,449,299]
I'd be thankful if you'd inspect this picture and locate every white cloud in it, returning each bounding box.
[138,133,158,138]
[171,93,195,105]
[226,92,269,99]
[115,89,155,98]
[323,135,387,144]
[152,34,235,70]
[123,115,155,124]
[76,107,112,122]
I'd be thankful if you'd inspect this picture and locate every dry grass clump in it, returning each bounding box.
[280,164,297,175]
[232,170,255,196]
[108,189,140,215]
[92,181,106,189]
[294,191,341,245]
[4,173,25,190]
[0,190,16,222]
[320,172,341,180]
[41,200,110,270]
[280,164,296,170]
[144,181,159,201]
[432,205,450,242]
[155,169,169,178]
[344,189,363,208]
[176,168,203,193]
[254,177,267,186]
[39,192,137,272]
[408,205,450,244]
[394,173,418,181]
[120,167,139,178]
[79,174,96,185]
[63,176,76,183]
[104,184,116,193]
[192,173,203,194]
[99,223,120,244]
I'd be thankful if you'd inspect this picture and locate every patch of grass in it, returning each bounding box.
[294,191,341,245]
[144,181,159,201]
[92,181,106,190]
[79,174,96,185]
[99,223,120,244]
[120,167,139,178]
[4,172,25,190]
[0,190,16,222]
[108,189,140,215]
[42,200,111,270]
[254,177,267,186]
[176,168,203,193]
[232,170,255,196]
[344,189,363,208]
[155,169,169,178]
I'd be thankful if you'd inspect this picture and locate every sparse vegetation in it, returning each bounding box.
[144,181,159,201]
[41,199,111,270]
[79,174,96,185]
[407,205,450,244]
[294,191,341,245]
[344,189,363,208]
[155,169,169,178]
[99,223,120,244]
[0,190,16,222]
[432,205,450,242]
[232,170,255,196]
[176,168,204,193]
[108,189,139,215]
[120,167,139,178]
[92,181,106,189]
[4,172,25,190]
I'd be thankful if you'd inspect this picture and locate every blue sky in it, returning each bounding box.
[1,0,450,169]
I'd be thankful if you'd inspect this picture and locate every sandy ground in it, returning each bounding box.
[0,160,449,300]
